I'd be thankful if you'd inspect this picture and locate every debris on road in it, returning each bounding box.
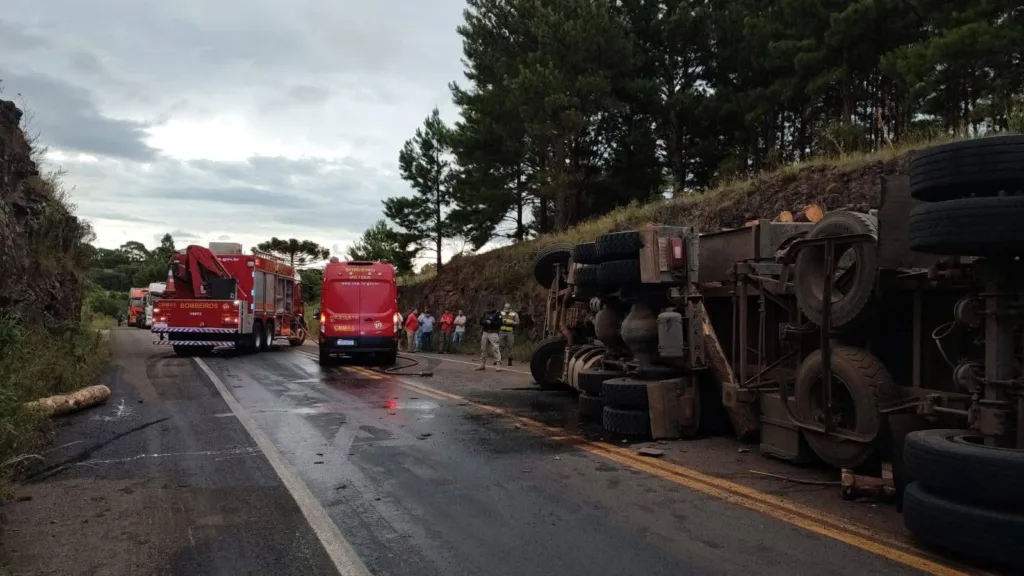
[636,447,665,458]
[25,385,111,417]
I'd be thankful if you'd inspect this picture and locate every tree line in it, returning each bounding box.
[367,0,1023,270]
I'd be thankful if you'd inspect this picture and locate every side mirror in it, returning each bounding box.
[313,308,321,318]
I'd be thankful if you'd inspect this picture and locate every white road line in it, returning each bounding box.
[404,352,531,375]
[194,358,371,576]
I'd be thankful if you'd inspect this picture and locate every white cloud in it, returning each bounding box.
[0,0,467,261]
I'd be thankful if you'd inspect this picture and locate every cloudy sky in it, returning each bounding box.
[0,0,467,262]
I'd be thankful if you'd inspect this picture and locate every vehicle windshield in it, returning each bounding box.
[130,298,143,307]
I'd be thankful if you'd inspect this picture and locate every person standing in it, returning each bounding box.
[418,310,435,352]
[438,309,454,353]
[475,304,503,371]
[452,309,467,350]
[404,309,419,352]
[394,310,404,350]
[499,303,519,367]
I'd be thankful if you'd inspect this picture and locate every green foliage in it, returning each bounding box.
[385,108,458,269]
[346,219,417,275]
[367,0,1023,260]
[298,268,323,303]
[88,233,179,300]
[0,313,108,479]
[256,237,331,268]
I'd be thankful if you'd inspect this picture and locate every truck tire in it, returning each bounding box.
[903,481,1024,571]
[602,378,649,410]
[577,367,620,395]
[794,211,877,329]
[578,393,603,420]
[908,196,1024,256]
[603,406,650,437]
[252,322,264,353]
[596,231,643,261]
[904,429,1024,509]
[530,336,566,390]
[597,259,641,287]
[572,242,599,265]
[263,322,274,350]
[794,346,896,469]
[534,244,573,289]
[909,135,1024,202]
[574,264,598,288]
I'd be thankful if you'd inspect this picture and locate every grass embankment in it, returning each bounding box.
[398,134,977,361]
[0,315,108,487]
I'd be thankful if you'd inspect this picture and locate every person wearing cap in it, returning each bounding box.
[498,303,519,366]
[475,303,503,371]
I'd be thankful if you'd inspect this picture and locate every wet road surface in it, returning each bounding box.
[7,329,931,575]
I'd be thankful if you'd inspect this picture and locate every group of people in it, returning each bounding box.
[395,303,521,371]
[397,308,468,354]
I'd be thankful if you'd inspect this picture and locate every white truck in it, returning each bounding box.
[144,282,166,329]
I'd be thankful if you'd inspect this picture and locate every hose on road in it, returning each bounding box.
[384,353,435,377]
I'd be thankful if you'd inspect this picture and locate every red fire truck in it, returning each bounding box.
[151,242,307,355]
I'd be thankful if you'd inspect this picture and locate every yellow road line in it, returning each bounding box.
[291,349,973,576]
[294,351,382,380]
[393,379,972,576]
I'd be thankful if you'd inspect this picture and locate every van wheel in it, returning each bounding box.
[382,350,397,367]
[252,322,264,353]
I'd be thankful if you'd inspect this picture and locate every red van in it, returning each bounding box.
[317,259,398,366]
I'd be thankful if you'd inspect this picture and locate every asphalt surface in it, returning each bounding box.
[6,328,930,575]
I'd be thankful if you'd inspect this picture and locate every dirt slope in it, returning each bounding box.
[0,99,91,331]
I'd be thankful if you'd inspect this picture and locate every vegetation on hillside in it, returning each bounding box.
[370,0,1022,270]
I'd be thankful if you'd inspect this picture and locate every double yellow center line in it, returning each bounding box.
[291,350,977,576]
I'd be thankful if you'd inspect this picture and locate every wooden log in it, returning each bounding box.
[775,210,793,223]
[793,203,824,223]
[25,385,111,417]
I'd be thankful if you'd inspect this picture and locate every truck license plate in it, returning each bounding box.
[338,339,355,346]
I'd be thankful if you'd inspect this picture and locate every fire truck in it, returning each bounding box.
[151,242,307,355]
[128,287,148,328]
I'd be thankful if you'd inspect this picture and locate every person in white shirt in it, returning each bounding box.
[451,309,468,348]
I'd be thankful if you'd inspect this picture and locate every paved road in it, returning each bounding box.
[6,329,930,575]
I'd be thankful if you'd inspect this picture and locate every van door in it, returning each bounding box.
[358,280,395,337]
[324,279,360,337]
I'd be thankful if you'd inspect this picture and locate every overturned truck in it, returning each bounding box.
[531,136,1024,570]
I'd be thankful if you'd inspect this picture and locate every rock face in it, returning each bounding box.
[0,99,91,332]
[399,152,912,326]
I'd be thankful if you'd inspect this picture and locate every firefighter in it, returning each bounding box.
[499,303,519,366]
[116,313,124,327]
[475,303,503,371]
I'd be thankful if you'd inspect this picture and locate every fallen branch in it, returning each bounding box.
[748,469,840,486]
[25,385,111,417]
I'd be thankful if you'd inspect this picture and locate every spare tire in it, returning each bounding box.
[577,367,621,395]
[597,259,641,288]
[794,346,896,469]
[903,481,1024,571]
[910,135,1024,202]
[596,231,643,261]
[534,243,572,289]
[603,406,650,436]
[794,211,877,329]
[904,429,1024,510]
[572,242,600,265]
[530,336,566,390]
[602,377,650,409]
[574,264,598,287]
[908,196,1024,256]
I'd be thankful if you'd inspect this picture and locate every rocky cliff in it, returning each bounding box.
[398,150,914,325]
[0,99,92,331]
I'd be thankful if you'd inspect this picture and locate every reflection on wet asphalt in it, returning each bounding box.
[203,348,921,576]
